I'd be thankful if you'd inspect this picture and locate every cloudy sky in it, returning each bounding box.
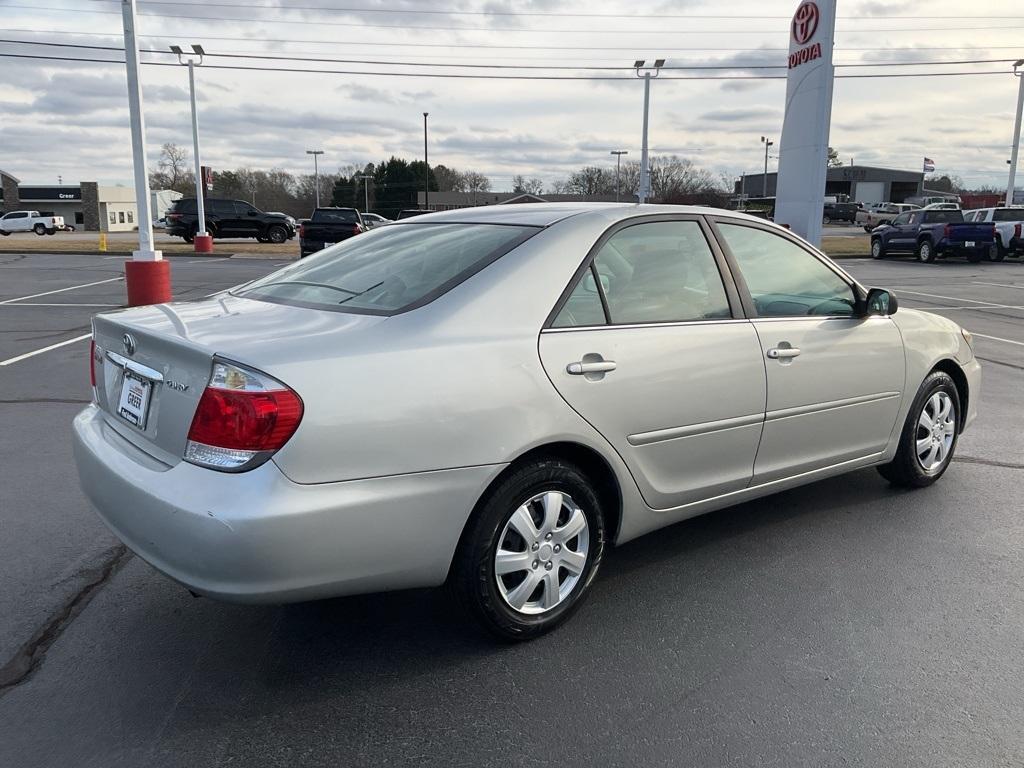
[1,0,1021,191]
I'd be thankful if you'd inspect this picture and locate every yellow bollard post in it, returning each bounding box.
[98,232,108,252]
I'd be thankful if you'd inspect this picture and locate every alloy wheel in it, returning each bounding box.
[916,391,956,472]
[493,491,589,615]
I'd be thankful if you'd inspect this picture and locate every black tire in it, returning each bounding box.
[450,458,606,641]
[877,370,960,488]
[0,229,9,237]
[966,248,983,264]
[45,228,56,236]
[990,241,1007,262]
[863,225,874,233]
[256,235,270,244]
[182,233,194,244]
[33,223,46,235]
[266,225,287,244]
[870,238,886,259]
[916,239,936,263]
[823,215,832,225]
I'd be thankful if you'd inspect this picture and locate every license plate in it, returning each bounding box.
[117,369,152,429]
[965,241,975,247]
[323,242,335,249]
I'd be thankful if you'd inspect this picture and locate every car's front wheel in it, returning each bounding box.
[878,370,960,488]
[451,458,605,641]
[871,238,885,259]
[266,225,288,244]
[916,239,936,263]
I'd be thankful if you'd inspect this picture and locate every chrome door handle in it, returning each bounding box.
[766,347,801,360]
[567,360,617,375]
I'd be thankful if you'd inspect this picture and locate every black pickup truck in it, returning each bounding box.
[298,208,365,258]
[870,209,995,263]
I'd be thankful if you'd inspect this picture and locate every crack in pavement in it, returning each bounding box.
[953,456,1024,470]
[0,544,132,695]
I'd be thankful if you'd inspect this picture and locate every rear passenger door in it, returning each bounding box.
[539,217,767,510]
[711,220,904,482]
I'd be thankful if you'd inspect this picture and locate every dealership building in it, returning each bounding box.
[736,165,926,204]
[0,170,180,231]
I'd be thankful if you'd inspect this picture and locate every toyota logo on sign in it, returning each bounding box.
[792,1,819,45]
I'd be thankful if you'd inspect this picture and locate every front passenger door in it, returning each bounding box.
[713,221,905,483]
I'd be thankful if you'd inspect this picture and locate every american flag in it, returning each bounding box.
[923,157,936,172]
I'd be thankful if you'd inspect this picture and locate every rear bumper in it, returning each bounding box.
[72,405,503,603]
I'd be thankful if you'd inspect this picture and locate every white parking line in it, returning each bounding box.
[892,289,1002,307]
[187,258,229,263]
[972,281,1024,291]
[0,277,123,305]
[0,302,120,307]
[916,305,1024,311]
[0,333,91,367]
[971,332,1024,348]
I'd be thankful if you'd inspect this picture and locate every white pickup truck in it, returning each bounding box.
[964,207,1024,261]
[0,210,65,236]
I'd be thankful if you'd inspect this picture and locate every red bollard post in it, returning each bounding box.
[193,233,214,253]
[124,260,172,306]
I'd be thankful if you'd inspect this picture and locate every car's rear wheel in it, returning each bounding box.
[870,238,885,259]
[877,370,959,488]
[266,225,287,244]
[33,223,46,235]
[989,241,1007,262]
[916,239,936,263]
[450,458,605,641]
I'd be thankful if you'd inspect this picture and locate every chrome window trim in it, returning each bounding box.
[541,318,750,333]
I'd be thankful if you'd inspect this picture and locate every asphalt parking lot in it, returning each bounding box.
[1,251,1022,767]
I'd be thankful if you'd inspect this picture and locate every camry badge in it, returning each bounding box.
[122,333,136,356]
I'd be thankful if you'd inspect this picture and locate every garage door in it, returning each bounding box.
[854,181,885,204]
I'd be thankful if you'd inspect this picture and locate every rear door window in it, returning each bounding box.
[236,223,538,315]
[993,209,1024,222]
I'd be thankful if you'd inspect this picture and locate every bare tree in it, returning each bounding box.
[513,175,546,195]
[148,142,194,194]
[462,171,491,193]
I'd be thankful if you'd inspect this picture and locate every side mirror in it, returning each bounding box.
[865,287,898,316]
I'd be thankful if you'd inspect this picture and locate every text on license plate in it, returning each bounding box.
[117,370,152,428]
[965,241,975,247]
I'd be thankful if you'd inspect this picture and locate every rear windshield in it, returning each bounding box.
[992,209,1024,222]
[235,222,539,315]
[168,199,197,214]
[312,209,359,223]
[922,211,963,223]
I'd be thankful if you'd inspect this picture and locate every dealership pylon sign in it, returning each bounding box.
[774,0,837,246]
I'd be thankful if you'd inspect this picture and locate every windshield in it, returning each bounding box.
[992,209,1024,222]
[312,209,360,223]
[235,222,539,315]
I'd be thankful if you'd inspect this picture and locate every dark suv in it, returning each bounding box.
[165,198,296,243]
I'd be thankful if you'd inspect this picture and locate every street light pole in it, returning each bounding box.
[171,43,209,252]
[634,59,664,204]
[306,150,324,208]
[761,135,774,197]
[610,150,628,201]
[423,112,430,210]
[356,174,373,213]
[121,0,168,305]
[1006,60,1024,207]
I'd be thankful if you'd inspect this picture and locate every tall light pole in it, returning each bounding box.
[1006,59,1024,207]
[306,150,324,208]
[356,174,373,213]
[121,0,168,305]
[610,150,628,201]
[423,112,430,210]
[760,135,774,197]
[170,43,210,252]
[634,59,664,204]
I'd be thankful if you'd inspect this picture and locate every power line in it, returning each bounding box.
[9,5,1024,34]
[0,51,1011,81]
[79,0,1024,21]
[8,28,1023,55]
[2,39,1015,70]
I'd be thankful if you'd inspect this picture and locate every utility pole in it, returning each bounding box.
[634,59,664,203]
[171,43,209,252]
[306,150,324,208]
[120,0,168,305]
[761,136,774,197]
[610,150,628,201]
[423,112,430,210]
[1007,59,1024,207]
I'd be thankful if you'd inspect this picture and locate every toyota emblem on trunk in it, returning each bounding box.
[122,333,136,356]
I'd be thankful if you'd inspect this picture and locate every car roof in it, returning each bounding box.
[388,202,769,228]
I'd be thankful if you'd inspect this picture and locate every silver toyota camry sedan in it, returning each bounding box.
[74,203,980,640]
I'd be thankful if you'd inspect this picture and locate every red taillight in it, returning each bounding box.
[188,387,302,451]
[298,223,305,238]
[166,213,182,221]
[185,361,303,471]
[943,224,952,239]
[89,339,96,388]
[1015,224,1021,239]
[353,224,362,235]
